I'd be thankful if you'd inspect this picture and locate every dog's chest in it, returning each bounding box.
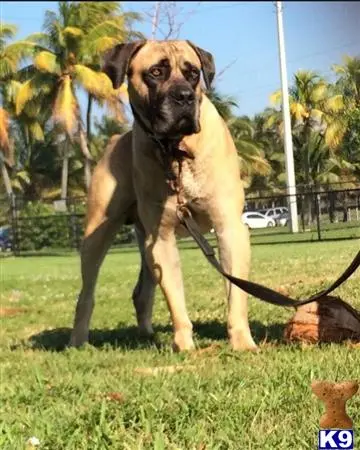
[179,160,206,201]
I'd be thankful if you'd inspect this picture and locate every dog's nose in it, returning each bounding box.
[170,86,195,105]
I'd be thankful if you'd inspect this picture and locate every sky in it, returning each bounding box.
[1,1,360,121]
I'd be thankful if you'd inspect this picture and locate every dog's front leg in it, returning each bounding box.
[145,232,194,352]
[215,219,258,351]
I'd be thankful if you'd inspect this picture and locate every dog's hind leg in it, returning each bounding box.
[69,215,119,347]
[132,221,156,337]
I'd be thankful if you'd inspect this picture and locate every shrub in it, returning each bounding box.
[14,201,136,251]
[17,202,73,251]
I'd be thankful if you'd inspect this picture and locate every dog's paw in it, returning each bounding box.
[69,331,89,348]
[137,323,154,338]
[229,330,259,352]
[172,330,195,352]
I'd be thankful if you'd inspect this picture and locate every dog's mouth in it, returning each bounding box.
[152,112,200,139]
[177,116,199,135]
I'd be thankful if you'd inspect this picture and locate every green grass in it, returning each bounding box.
[248,220,360,245]
[1,240,360,449]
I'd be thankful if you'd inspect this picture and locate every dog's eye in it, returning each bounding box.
[190,69,200,80]
[150,67,162,77]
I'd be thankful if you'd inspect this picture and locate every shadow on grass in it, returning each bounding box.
[22,319,286,352]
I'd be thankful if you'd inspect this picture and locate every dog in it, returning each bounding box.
[69,40,257,352]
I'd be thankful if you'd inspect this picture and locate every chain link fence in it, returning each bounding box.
[1,187,359,255]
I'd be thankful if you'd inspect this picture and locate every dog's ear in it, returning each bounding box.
[102,41,145,89]
[186,41,215,90]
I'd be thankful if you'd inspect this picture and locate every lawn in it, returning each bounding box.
[1,240,359,449]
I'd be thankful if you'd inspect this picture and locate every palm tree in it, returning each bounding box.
[70,2,141,152]
[205,90,270,187]
[251,109,287,194]
[333,55,360,107]
[271,71,346,149]
[0,23,42,197]
[228,116,271,188]
[0,108,13,197]
[15,2,140,198]
[9,123,62,198]
[269,70,348,224]
[90,115,128,162]
[333,56,360,180]
[207,88,238,123]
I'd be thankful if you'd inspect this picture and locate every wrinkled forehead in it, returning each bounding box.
[131,41,201,71]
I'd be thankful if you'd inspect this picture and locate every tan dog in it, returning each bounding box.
[70,40,257,352]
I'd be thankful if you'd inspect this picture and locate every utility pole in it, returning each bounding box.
[275,1,299,233]
[151,1,161,39]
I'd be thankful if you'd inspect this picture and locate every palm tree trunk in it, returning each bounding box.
[342,191,349,222]
[61,141,69,200]
[86,94,93,141]
[328,190,335,223]
[83,94,94,192]
[79,126,92,190]
[302,125,313,227]
[84,158,91,191]
[0,157,13,197]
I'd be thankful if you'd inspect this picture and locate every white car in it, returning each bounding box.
[242,212,276,229]
[259,207,288,221]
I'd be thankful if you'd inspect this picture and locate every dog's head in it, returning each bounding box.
[102,40,215,139]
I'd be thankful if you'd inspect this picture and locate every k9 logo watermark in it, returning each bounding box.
[318,430,354,450]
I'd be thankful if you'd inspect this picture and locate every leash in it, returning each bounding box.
[177,205,360,317]
[131,105,360,315]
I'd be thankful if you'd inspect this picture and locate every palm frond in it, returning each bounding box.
[310,109,323,121]
[323,94,345,113]
[53,75,78,135]
[123,11,143,24]
[73,64,114,99]
[34,51,59,74]
[16,64,37,82]
[15,80,36,115]
[324,120,346,149]
[15,170,31,184]
[309,83,327,103]
[269,90,282,106]
[15,73,55,114]
[290,102,308,121]
[4,80,22,102]
[29,122,45,142]
[127,30,146,41]
[0,23,18,40]
[0,58,16,79]
[86,36,120,56]
[75,2,122,29]
[104,92,128,124]
[332,63,346,75]
[0,108,10,152]
[85,19,125,43]
[63,26,83,37]
[25,32,51,47]
[263,114,277,130]
[3,41,39,61]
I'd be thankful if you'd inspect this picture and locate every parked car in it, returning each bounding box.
[242,212,276,229]
[276,211,289,226]
[0,227,12,252]
[258,207,288,224]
